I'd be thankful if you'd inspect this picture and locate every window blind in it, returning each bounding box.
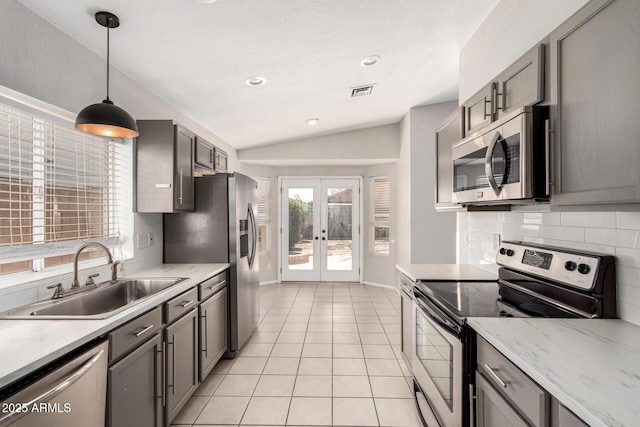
[256,176,271,226]
[0,101,122,266]
[369,176,390,255]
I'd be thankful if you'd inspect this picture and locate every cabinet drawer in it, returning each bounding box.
[477,336,547,427]
[109,306,163,363]
[165,287,199,324]
[199,271,228,301]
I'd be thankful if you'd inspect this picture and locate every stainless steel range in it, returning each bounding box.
[411,241,616,427]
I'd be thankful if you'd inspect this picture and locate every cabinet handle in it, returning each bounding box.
[483,363,508,388]
[545,119,552,195]
[208,280,226,291]
[202,311,208,357]
[179,300,195,309]
[133,324,154,337]
[157,343,164,407]
[167,339,175,395]
[178,168,184,204]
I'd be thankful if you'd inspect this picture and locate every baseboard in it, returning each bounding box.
[259,280,279,286]
[361,280,395,290]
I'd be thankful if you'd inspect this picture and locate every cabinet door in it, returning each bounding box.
[557,404,588,427]
[194,136,215,171]
[435,107,465,210]
[550,0,640,205]
[174,126,195,211]
[476,373,529,427]
[108,333,163,427]
[214,147,228,173]
[496,44,544,118]
[463,83,494,135]
[200,287,228,381]
[165,308,199,424]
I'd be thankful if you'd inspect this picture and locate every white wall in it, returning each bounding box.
[458,0,589,103]
[395,102,458,287]
[238,124,399,166]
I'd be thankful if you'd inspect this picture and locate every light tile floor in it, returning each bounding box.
[170,282,420,427]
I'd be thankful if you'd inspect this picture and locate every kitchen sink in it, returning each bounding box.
[0,277,187,319]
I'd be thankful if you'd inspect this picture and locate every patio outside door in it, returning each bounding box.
[280,178,360,282]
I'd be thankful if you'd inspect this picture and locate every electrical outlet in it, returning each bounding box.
[493,233,501,251]
[267,263,272,271]
[136,233,148,249]
[147,232,155,247]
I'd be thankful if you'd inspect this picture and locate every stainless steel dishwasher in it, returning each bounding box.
[0,340,108,426]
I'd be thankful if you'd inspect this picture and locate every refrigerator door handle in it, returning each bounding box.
[247,203,257,268]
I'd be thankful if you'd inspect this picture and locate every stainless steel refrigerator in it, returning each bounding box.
[163,173,259,357]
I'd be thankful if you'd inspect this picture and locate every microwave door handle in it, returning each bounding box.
[485,131,503,195]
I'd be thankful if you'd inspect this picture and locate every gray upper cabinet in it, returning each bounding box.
[463,44,545,136]
[435,107,465,211]
[135,120,195,212]
[549,0,640,205]
[194,136,215,172]
[214,146,228,173]
[463,82,494,135]
[496,44,544,119]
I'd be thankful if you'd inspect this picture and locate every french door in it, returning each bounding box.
[280,178,360,282]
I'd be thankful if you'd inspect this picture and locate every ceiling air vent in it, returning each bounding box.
[351,84,376,97]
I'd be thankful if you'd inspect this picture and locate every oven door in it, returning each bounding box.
[413,294,463,427]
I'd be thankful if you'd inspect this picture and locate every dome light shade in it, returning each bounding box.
[75,99,139,138]
[75,11,138,138]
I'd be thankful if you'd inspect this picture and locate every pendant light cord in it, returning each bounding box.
[106,17,110,102]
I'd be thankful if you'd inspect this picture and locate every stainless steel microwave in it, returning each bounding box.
[451,106,549,205]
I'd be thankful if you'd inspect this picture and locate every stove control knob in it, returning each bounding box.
[506,249,515,257]
[499,248,507,255]
[577,263,591,275]
[564,261,577,271]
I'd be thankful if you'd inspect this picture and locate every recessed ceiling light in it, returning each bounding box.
[195,0,218,3]
[361,55,381,67]
[306,118,320,126]
[245,76,266,86]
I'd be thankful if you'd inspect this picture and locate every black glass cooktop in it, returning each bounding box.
[415,280,580,325]
[415,280,502,322]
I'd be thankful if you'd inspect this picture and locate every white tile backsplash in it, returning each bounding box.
[458,209,640,326]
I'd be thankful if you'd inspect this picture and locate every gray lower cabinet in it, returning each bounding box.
[549,0,640,205]
[108,333,163,427]
[199,286,227,381]
[165,307,199,424]
[475,372,528,427]
[476,336,548,426]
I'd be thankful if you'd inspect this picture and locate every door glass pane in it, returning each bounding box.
[326,187,352,271]
[288,188,314,270]
[416,310,453,410]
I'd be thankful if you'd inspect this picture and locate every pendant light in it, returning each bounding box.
[75,11,139,138]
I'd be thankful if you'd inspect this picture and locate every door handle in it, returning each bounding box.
[485,131,506,195]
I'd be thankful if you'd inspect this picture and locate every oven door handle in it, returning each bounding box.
[414,293,462,336]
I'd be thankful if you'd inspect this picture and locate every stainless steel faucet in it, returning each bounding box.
[72,242,118,289]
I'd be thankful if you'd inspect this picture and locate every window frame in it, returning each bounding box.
[255,176,272,255]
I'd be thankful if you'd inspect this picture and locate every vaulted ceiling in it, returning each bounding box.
[17,0,499,149]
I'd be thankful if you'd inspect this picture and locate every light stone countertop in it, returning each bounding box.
[396,263,497,282]
[468,317,640,427]
[0,263,229,390]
